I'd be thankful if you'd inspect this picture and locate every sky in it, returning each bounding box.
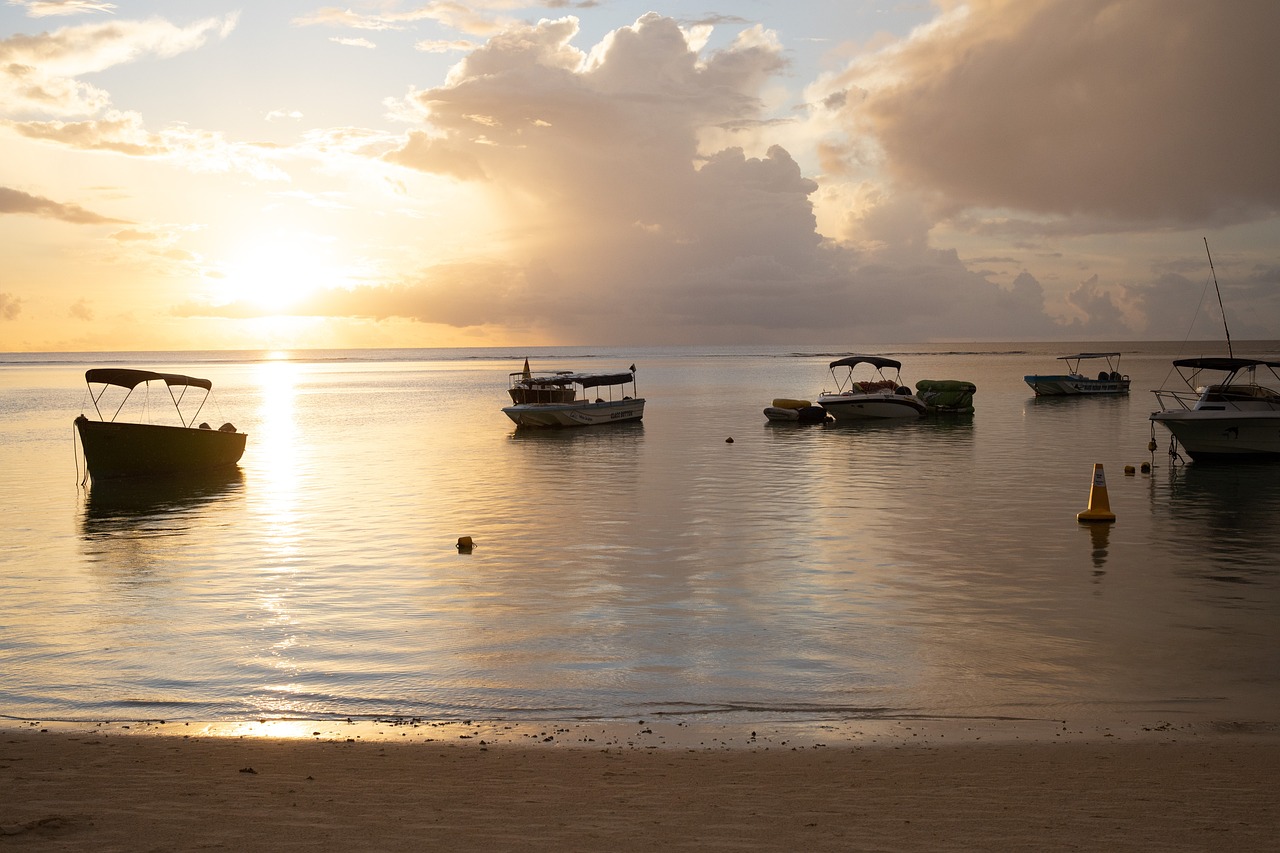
[2,0,1278,352]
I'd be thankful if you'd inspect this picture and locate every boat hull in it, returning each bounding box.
[816,393,926,420]
[764,405,828,424]
[76,417,247,480]
[502,398,645,428]
[1024,375,1130,396]
[1151,411,1280,460]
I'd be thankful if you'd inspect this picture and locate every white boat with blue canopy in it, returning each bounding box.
[816,355,927,420]
[502,363,644,428]
[1024,352,1130,396]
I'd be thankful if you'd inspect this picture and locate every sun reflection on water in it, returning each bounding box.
[248,360,308,711]
[252,359,302,550]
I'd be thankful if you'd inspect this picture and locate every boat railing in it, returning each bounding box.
[1151,388,1200,412]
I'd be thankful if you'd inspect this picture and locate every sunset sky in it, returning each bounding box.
[2,0,1277,352]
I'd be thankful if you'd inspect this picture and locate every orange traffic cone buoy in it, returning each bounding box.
[1077,463,1116,524]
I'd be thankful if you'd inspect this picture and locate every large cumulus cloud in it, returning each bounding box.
[845,0,1280,227]
[367,13,1055,343]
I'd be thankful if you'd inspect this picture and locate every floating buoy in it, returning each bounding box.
[456,536,474,552]
[725,437,734,443]
[1140,462,1151,473]
[1124,465,1135,475]
[1147,439,1158,452]
[1077,463,1116,524]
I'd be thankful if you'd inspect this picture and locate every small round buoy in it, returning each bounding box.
[725,437,734,443]
[1124,465,1135,475]
[1140,462,1151,473]
[456,536,474,552]
[1147,439,1158,452]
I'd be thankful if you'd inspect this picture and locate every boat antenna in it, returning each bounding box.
[1204,237,1233,358]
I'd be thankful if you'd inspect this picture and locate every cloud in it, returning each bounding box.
[331,37,376,49]
[0,293,21,320]
[11,112,293,181]
[11,1,117,17]
[0,186,129,224]
[293,3,516,37]
[839,0,1280,227]
[10,109,165,154]
[415,39,477,53]
[0,13,238,117]
[360,13,1073,343]
[68,297,93,320]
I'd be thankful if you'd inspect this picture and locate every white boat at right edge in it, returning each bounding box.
[1151,357,1280,460]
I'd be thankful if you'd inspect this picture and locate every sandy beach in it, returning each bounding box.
[3,719,1277,852]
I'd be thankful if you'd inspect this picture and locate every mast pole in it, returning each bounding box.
[1204,237,1233,358]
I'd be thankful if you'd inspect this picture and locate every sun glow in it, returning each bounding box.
[214,233,351,313]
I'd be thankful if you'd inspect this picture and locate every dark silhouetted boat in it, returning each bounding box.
[74,368,247,481]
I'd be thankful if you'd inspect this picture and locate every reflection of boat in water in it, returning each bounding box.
[816,356,927,421]
[1151,357,1280,460]
[75,368,247,481]
[1024,353,1130,396]
[84,467,245,522]
[502,361,645,428]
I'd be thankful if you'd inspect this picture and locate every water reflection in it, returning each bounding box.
[82,468,245,524]
[1161,462,1280,583]
[244,359,308,714]
[508,421,646,442]
[78,469,246,578]
[1084,522,1111,573]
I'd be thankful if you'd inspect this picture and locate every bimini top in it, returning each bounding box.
[570,372,635,389]
[85,368,214,391]
[829,355,902,371]
[1171,357,1280,372]
[1059,352,1121,361]
[513,370,635,389]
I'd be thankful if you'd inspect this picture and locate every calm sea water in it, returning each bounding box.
[2,342,1279,728]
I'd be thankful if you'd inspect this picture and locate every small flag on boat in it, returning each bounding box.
[522,358,531,379]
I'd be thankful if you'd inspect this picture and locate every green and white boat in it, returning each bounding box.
[75,368,247,481]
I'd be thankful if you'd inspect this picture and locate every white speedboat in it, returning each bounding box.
[1024,353,1130,396]
[816,355,927,421]
[502,362,644,428]
[1150,357,1280,460]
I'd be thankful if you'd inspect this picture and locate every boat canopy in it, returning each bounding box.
[85,368,213,391]
[1058,352,1120,361]
[572,372,635,389]
[1171,357,1280,372]
[829,355,902,371]
[511,373,577,386]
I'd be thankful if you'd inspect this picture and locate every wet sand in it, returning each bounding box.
[3,718,1277,851]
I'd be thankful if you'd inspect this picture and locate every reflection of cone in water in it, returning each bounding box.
[1077,463,1116,523]
[1088,522,1110,569]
